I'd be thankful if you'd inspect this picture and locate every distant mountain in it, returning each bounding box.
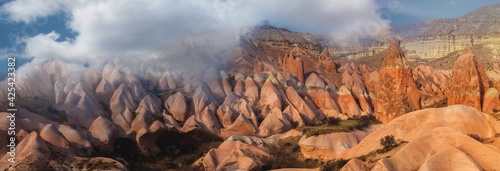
[460,3,500,19]
[391,3,500,39]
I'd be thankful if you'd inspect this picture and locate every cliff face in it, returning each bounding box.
[404,33,500,59]
[329,33,500,60]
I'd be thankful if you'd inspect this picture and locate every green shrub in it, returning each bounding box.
[376,135,405,154]
[380,135,396,148]
[326,117,340,125]
[297,115,381,136]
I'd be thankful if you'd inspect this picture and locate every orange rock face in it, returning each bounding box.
[233,80,244,96]
[337,86,362,117]
[447,45,490,111]
[319,48,337,74]
[323,59,337,74]
[375,39,421,123]
[482,88,500,114]
[283,53,305,83]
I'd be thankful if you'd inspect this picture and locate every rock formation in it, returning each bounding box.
[182,106,221,135]
[89,116,116,150]
[337,86,362,117]
[158,74,177,91]
[371,127,500,171]
[319,48,330,62]
[233,80,245,96]
[283,53,305,84]
[482,88,500,113]
[418,147,484,171]
[299,125,380,160]
[375,39,421,123]
[202,139,270,171]
[165,92,191,122]
[286,87,320,124]
[340,105,497,160]
[258,79,283,110]
[243,77,259,106]
[222,113,259,136]
[305,73,326,91]
[0,132,51,170]
[136,94,163,116]
[258,108,292,137]
[323,59,338,74]
[40,124,70,149]
[218,93,259,127]
[448,45,490,111]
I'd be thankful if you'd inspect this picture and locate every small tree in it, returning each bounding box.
[380,135,397,148]
[326,117,340,125]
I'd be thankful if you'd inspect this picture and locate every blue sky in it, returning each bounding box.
[0,0,498,78]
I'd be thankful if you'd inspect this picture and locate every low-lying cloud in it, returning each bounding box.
[1,0,390,63]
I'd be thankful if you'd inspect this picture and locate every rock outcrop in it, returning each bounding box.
[375,39,421,123]
[299,125,380,160]
[202,139,270,171]
[182,106,221,135]
[218,93,259,128]
[340,159,370,171]
[89,116,116,151]
[337,86,362,117]
[371,127,500,171]
[234,80,245,96]
[258,79,283,110]
[0,132,51,170]
[311,92,343,119]
[418,146,484,171]
[305,73,326,91]
[63,83,108,128]
[109,84,137,134]
[482,88,500,113]
[40,124,70,149]
[222,114,259,136]
[340,105,497,159]
[136,94,163,116]
[258,108,292,137]
[158,74,176,91]
[286,87,321,124]
[244,77,260,106]
[283,53,305,84]
[165,92,191,122]
[58,125,92,153]
[320,49,338,74]
[448,45,490,111]
[282,105,306,126]
[192,85,219,114]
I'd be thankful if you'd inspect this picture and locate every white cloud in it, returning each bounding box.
[1,0,389,62]
[1,0,70,23]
